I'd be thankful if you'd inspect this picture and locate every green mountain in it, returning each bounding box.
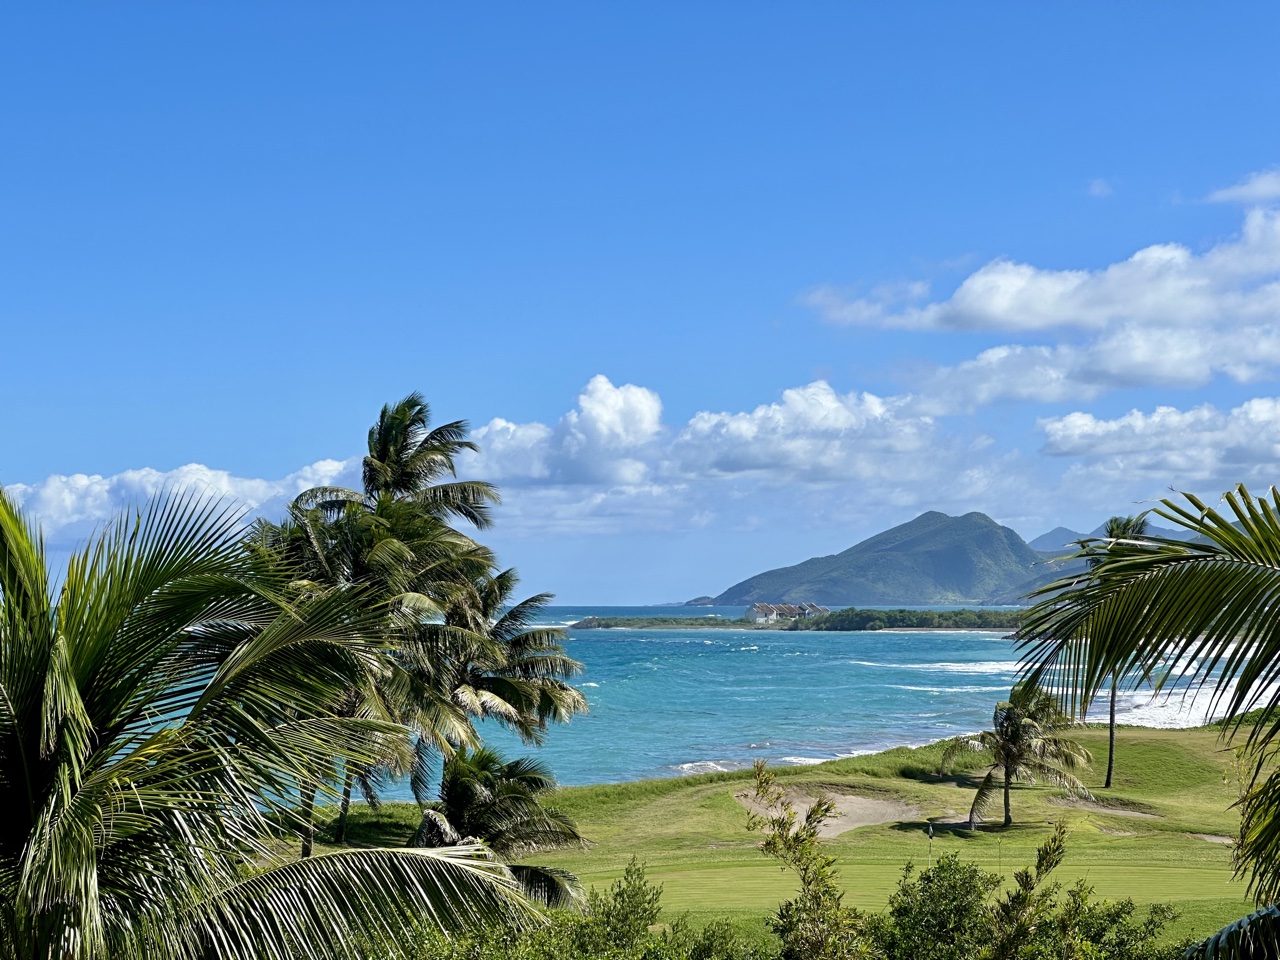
[712,511,1051,606]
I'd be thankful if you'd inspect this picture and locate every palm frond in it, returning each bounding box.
[177,846,534,960]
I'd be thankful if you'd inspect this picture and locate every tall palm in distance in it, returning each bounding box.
[0,490,530,960]
[1087,514,1151,788]
[940,682,1092,828]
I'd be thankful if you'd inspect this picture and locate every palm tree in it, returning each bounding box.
[1018,485,1280,897]
[0,490,531,960]
[409,745,585,907]
[1018,484,1280,954]
[1087,514,1150,788]
[420,568,588,746]
[272,394,505,852]
[940,682,1092,828]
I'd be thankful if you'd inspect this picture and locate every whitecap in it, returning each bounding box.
[674,760,745,775]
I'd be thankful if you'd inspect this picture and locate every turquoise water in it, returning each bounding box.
[381,605,1210,796]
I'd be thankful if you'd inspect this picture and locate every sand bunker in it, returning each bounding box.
[1048,797,1160,819]
[737,788,919,837]
[1190,833,1234,845]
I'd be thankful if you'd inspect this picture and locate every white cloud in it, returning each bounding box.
[1208,167,1280,205]
[917,320,1280,411]
[6,458,357,545]
[808,208,1280,333]
[456,377,1025,537]
[805,205,1280,408]
[672,382,934,483]
[468,375,664,486]
[1039,398,1280,489]
[1088,178,1112,198]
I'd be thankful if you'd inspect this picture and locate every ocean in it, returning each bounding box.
[384,605,1222,795]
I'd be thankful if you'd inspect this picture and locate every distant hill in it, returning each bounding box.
[712,511,1052,606]
[1027,526,1084,553]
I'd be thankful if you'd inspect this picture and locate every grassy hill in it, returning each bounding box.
[713,511,1048,605]
[320,724,1254,945]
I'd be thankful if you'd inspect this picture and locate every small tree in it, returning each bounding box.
[746,761,869,960]
[941,682,1091,827]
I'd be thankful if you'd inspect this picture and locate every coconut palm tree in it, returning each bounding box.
[0,489,531,960]
[302,391,500,532]
[409,745,585,907]
[423,568,588,746]
[1018,484,1280,955]
[940,682,1092,828]
[1087,514,1151,788]
[269,393,506,852]
[1018,485,1280,897]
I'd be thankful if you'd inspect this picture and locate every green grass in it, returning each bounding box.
[319,724,1257,944]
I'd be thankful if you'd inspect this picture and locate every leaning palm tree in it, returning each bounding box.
[430,568,588,745]
[1087,514,1151,788]
[409,745,585,907]
[1018,484,1280,954]
[0,489,532,960]
[940,682,1091,828]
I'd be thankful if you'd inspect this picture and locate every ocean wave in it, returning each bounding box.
[848,660,1019,675]
[580,682,600,688]
[891,684,1010,693]
[778,756,829,766]
[673,760,747,775]
[1088,679,1277,729]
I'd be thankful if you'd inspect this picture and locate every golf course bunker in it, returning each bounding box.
[736,788,920,837]
[1190,833,1234,845]
[1047,797,1161,819]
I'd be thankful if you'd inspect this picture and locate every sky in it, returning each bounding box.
[3,4,1279,603]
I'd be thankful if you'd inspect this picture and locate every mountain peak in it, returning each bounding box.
[713,511,1042,606]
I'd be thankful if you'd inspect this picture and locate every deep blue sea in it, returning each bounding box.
[382,605,1212,795]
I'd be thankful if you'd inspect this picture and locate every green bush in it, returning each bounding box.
[382,858,769,960]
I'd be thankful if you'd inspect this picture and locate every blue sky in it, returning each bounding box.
[4,4,1280,602]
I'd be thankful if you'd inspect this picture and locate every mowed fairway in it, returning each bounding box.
[323,725,1257,943]
[530,725,1254,942]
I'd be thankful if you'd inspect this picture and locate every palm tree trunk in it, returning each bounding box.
[1003,769,1012,828]
[1105,678,1117,789]
[300,783,317,858]
[334,770,355,845]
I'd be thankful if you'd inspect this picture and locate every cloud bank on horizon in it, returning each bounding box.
[10,172,1280,561]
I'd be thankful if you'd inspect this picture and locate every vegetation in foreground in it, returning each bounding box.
[373,785,1186,960]
[0,393,589,960]
[1020,485,1280,954]
[322,721,1252,951]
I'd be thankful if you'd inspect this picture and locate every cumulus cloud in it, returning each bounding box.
[808,208,1280,333]
[805,203,1280,408]
[672,382,934,483]
[456,376,1009,535]
[467,375,665,486]
[917,321,1280,411]
[1208,167,1280,205]
[1039,398,1280,490]
[7,458,358,545]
